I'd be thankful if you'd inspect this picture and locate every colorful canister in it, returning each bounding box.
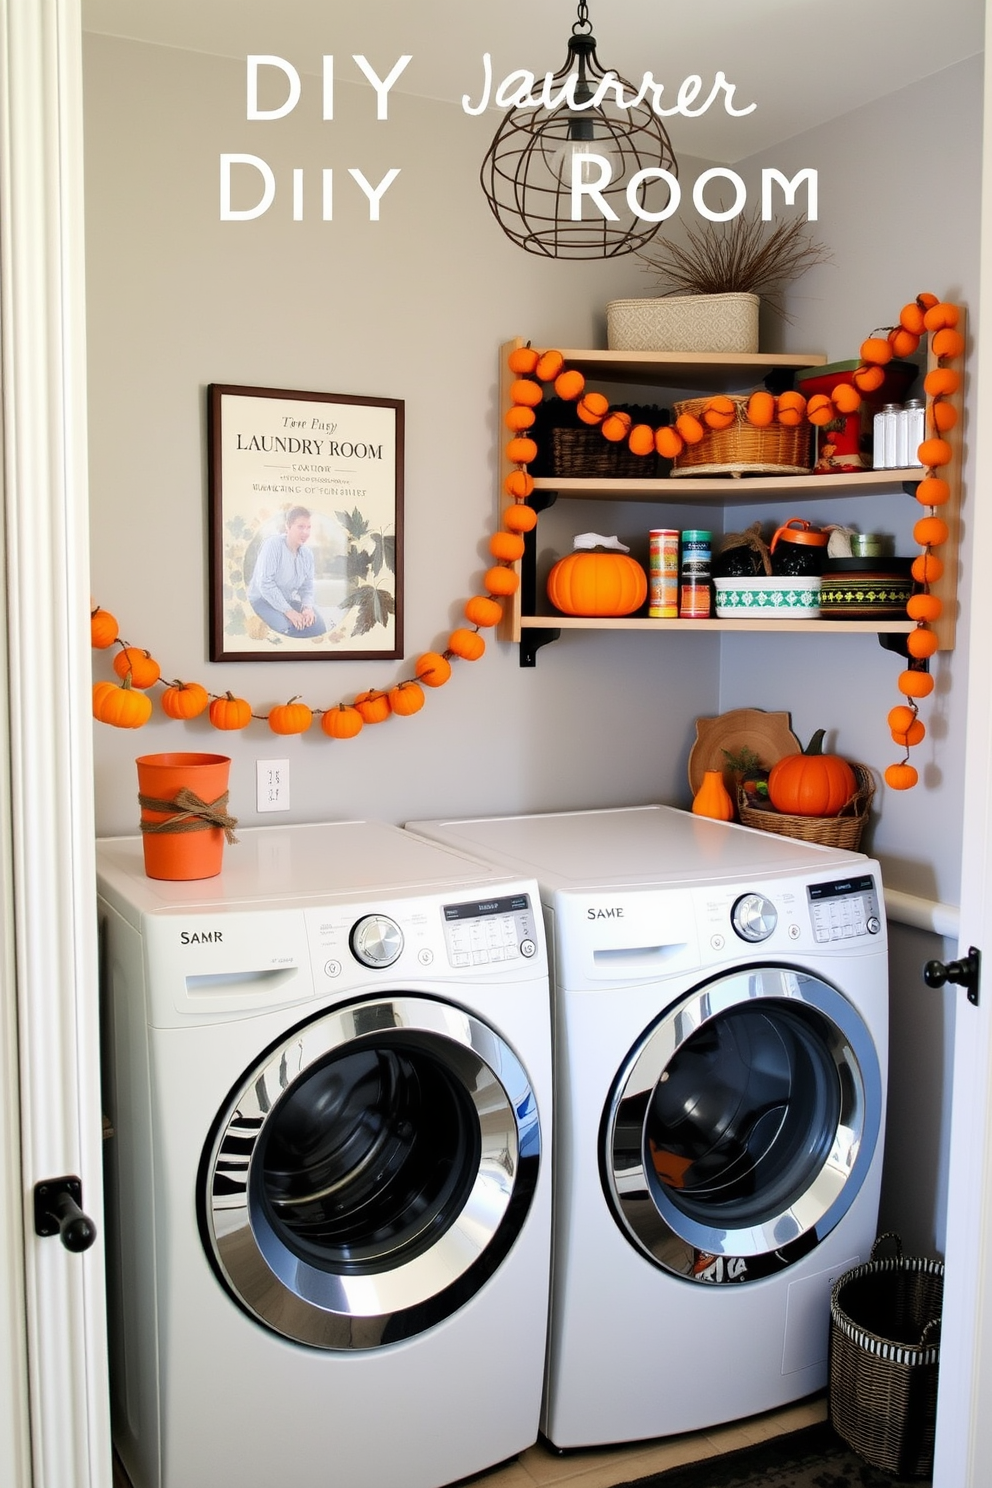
[649,529,679,618]
[679,580,711,619]
[680,529,712,577]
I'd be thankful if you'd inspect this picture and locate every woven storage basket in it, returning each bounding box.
[737,763,874,850]
[551,426,660,479]
[829,1234,943,1479]
[671,396,812,477]
[606,293,759,353]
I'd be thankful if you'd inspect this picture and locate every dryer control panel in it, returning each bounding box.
[807,874,882,943]
[442,894,539,968]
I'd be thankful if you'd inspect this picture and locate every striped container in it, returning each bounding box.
[649,529,679,618]
[829,1234,943,1479]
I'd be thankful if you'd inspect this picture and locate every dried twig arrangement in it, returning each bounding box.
[637,212,832,320]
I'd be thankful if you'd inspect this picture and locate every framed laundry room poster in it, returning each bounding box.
[207,383,404,661]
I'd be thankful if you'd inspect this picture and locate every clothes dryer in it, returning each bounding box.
[405,806,888,1448]
[97,821,552,1488]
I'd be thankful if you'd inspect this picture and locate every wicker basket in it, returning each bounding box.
[671,396,812,477]
[829,1234,943,1479]
[551,426,660,479]
[736,763,875,850]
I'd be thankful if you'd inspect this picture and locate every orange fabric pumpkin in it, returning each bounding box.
[767,730,857,817]
[502,502,538,533]
[160,680,209,719]
[546,548,647,618]
[320,704,364,739]
[209,692,252,730]
[415,651,453,687]
[484,565,520,597]
[507,344,539,375]
[92,679,153,729]
[447,628,485,661]
[464,595,503,628]
[267,697,313,735]
[489,531,526,563]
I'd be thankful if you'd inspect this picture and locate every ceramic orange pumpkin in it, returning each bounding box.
[90,606,119,649]
[92,678,153,729]
[691,770,734,821]
[160,680,209,719]
[546,544,647,618]
[767,730,857,817]
[267,697,313,735]
[113,646,161,689]
[320,704,364,739]
[388,681,425,717]
[354,690,391,725]
[209,692,252,730]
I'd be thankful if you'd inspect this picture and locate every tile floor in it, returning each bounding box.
[112,1394,829,1488]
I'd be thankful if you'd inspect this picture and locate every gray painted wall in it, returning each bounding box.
[82,36,981,1255]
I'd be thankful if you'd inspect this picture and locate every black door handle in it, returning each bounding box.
[923,947,981,1006]
[34,1177,97,1253]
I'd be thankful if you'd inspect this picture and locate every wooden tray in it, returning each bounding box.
[688,708,801,797]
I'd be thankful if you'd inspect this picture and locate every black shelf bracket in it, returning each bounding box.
[516,491,559,666]
[878,632,912,658]
[519,627,561,668]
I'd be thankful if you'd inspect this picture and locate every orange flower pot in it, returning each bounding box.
[136,753,234,880]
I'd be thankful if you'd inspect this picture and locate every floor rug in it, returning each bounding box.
[614,1421,931,1488]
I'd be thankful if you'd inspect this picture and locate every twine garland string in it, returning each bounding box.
[138,787,239,843]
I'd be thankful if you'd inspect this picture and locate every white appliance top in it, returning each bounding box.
[406,805,870,894]
[96,819,517,928]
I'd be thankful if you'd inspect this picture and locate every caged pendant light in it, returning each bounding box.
[480,0,678,259]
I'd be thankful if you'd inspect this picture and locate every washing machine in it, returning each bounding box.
[96,820,553,1488]
[405,805,888,1448]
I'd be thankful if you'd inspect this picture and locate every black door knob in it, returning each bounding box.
[923,947,981,1005]
[34,1177,97,1252]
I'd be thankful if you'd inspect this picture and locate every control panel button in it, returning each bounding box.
[520,938,537,959]
[324,959,342,978]
[417,948,434,965]
[867,915,881,935]
[351,915,404,969]
[731,893,778,943]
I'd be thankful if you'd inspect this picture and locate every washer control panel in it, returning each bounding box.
[442,894,538,969]
[807,873,882,943]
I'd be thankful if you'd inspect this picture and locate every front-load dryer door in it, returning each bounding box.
[200,994,541,1348]
[603,967,882,1283]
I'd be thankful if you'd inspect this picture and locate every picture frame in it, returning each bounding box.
[207,383,404,662]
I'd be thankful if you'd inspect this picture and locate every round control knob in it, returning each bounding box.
[351,914,404,968]
[731,893,778,943]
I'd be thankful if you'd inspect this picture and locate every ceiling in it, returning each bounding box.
[81,0,984,161]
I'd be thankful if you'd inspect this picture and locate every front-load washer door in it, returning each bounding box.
[200,994,541,1348]
[603,967,882,1283]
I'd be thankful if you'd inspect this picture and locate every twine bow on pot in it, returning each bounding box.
[138,786,239,843]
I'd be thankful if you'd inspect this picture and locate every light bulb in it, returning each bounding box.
[549,119,621,190]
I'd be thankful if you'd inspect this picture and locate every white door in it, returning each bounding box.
[0,1,112,1485]
[930,32,992,1484]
